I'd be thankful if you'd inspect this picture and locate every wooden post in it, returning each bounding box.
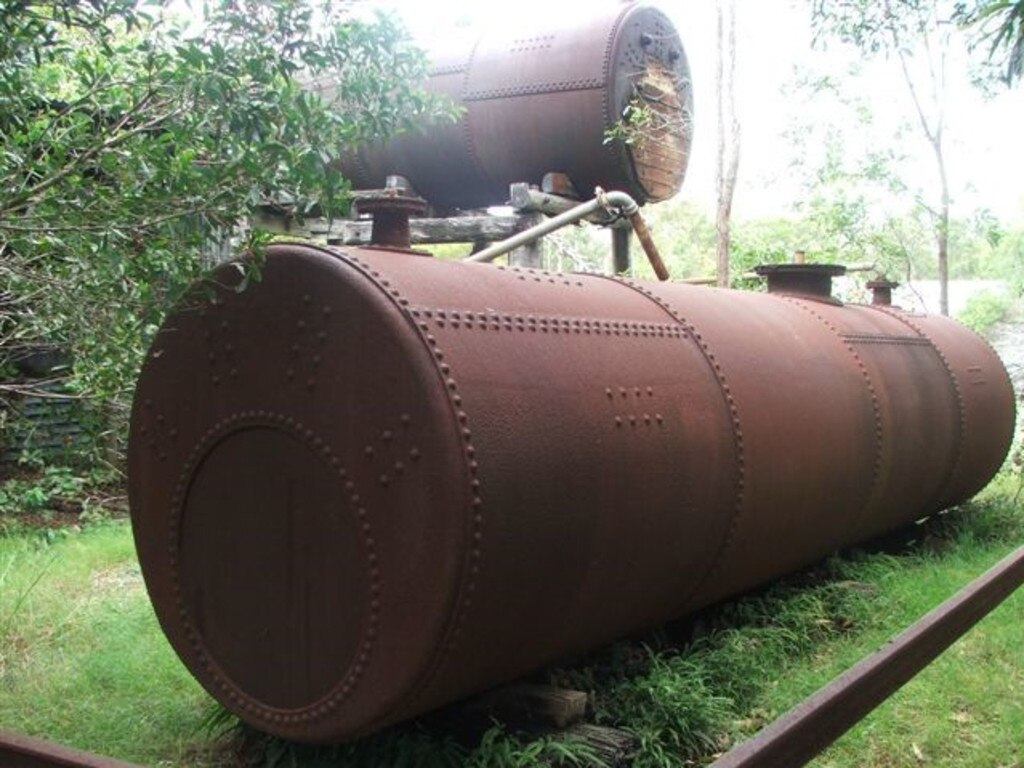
[509,212,545,268]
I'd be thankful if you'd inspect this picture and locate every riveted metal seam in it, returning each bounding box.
[782,297,885,522]
[595,275,746,612]
[168,411,378,725]
[459,37,489,180]
[429,63,467,77]
[318,246,485,728]
[463,78,604,101]
[601,4,634,181]
[870,305,968,508]
[408,306,687,339]
[840,333,934,346]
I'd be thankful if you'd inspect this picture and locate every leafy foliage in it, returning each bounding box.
[956,288,1013,333]
[960,0,1024,84]
[0,0,452,460]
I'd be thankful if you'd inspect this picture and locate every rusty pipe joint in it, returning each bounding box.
[465,188,670,281]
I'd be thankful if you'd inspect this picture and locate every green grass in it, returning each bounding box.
[0,521,228,766]
[0,477,1022,767]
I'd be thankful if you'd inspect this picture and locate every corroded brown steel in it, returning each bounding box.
[0,728,144,768]
[128,244,1014,743]
[331,2,693,210]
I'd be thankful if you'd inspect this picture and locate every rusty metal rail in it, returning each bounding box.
[0,728,144,768]
[710,544,1024,768]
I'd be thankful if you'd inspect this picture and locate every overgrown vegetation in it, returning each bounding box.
[2,471,1020,767]
[0,0,452,463]
[956,289,1015,334]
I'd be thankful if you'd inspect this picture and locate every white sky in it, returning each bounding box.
[381,0,1024,225]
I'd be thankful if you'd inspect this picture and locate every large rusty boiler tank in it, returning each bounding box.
[128,248,1014,743]
[327,2,693,210]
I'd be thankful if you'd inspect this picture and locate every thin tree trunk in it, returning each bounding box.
[934,137,950,316]
[887,2,950,316]
[715,0,740,288]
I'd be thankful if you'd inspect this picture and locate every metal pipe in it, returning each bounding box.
[464,197,605,264]
[465,189,670,281]
[709,544,1024,768]
[0,727,144,768]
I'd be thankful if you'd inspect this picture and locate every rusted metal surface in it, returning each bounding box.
[330,2,693,211]
[0,728,144,768]
[709,544,1024,768]
[128,244,1014,743]
[625,208,669,280]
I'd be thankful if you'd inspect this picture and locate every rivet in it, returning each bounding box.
[394,462,405,474]
[410,448,421,460]
[379,475,390,487]
[615,416,623,427]
[401,413,411,425]
[382,430,393,442]
[457,411,468,423]
[364,446,374,458]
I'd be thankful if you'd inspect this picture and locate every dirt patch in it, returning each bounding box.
[90,563,144,594]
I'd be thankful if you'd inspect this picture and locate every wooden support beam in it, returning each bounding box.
[468,684,589,730]
[252,210,537,246]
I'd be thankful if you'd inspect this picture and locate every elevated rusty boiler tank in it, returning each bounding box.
[128,247,1014,744]
[328,2,693,210]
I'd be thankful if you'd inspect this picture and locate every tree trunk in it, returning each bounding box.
[715,0,740,288]
[934,137,950,316]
